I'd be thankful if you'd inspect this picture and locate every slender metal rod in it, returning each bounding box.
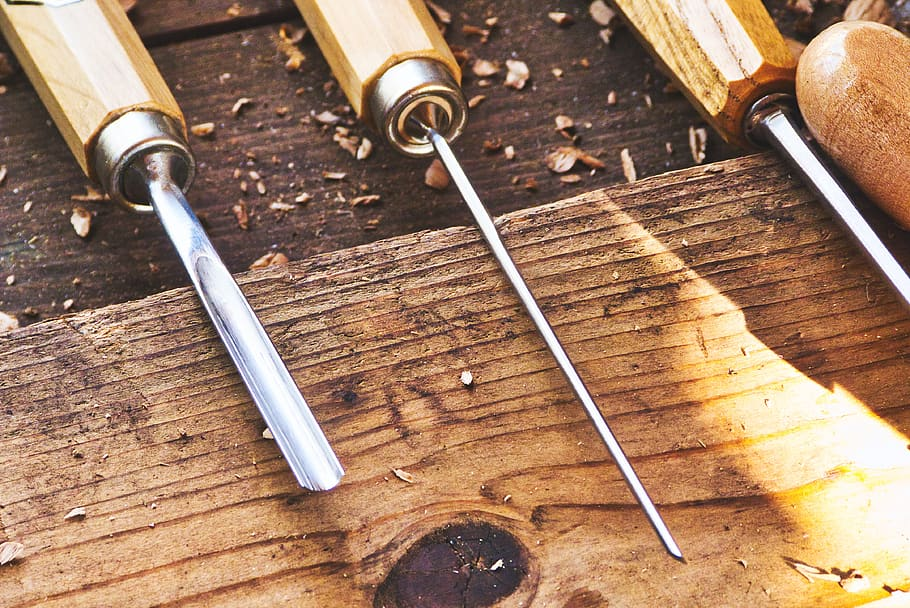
[752,105,910,310]
[425,127,684,561]
[133,150,344,492]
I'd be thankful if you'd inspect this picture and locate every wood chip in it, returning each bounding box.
[840,572,871,593]
[70,206,92,238]
[472,59,500,77]
[64,506,86,520]
[315,110,342,125]
[548,11,575,26]
[560,174,582,184]
[269,201,297,212]
[460,370,474,386]
[0,541,24,566]
[262,428,274,440]
[232,202,249,229]
[786,559,843,583]
[688,126,708,164]
[231,97,253,116]
[62,299,74,312]
[467,94,487,109]
[356,137,373,160]
[546,146,604,173]
[482,138,503,153]
[589,0,617,26]
[0,311,18,333]
[504,59,530,90]
[844,0,895,24]
[277,24,307,71]
[504,145,515,160]
[424,158,450,190]
[551,67,564,79]
[424,0,452,24]
[350,194,381,207]
[607,90,617,105]
[0,165,6,186]
[392,468,416,483]
[70,185,106,202]
[620,148,637,182]
[554,114,575,133]
[322,170,347,181]
[249,251,289,270]
[5,275,13,286]
[190,122,216,138]
[294,192,313,204]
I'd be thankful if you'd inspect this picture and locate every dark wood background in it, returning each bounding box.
[3,0,904,327]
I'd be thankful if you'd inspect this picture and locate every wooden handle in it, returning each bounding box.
[797,21,910,229]
[0,0,184,179]
[293,0,461,123]
[612,0,797,148]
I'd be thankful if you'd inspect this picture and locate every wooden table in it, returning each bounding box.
[2,2,910,606]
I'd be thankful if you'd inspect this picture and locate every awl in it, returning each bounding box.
[0,0,343,491]
[292,0,683,559]
[611,0,910,309]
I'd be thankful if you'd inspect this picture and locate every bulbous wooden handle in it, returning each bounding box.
[612,0,797,148]
[293,0,461,127]
[796,21,910,229]
[0,0,184,180]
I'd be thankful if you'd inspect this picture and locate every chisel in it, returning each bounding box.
[0,0,343,491]
[292,0,684,560]
[611,1,910,309]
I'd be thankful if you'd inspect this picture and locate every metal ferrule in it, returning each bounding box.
[368,58,467,157]
[92,111,195,213]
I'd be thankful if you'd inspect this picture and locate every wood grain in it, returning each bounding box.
[1,155,909,606]
[0,0,183,175]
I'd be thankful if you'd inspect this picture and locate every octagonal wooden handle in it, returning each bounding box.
[292,0,461,124]
[0,0,184,179]
[612,0,797,148]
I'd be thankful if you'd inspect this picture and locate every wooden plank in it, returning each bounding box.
[2,155,909,606]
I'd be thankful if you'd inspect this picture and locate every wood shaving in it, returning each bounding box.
[504,59,530,90]
[546,146,605,173]
[689,126,708,164]
[0,311,18,333]
[0,541,24,566]
[460,370,474,386]
[262,428,274,440]
[322,171,346,181]
[589,0,617,26]
[844,0,895,24]
[231,97,253,116]
[350,194,381,207]
[490,558,504,571]
[463,24,492,42]
[523,177,538,191]
[424,0,452,24]
[5,275,13,286]
[190,122,216,138]
[467,94,486,108]
[551,67,564,79]
[620,148,637,182]
[607,90,617,105]
[232,202,249,229]
[356,137,373,160]
[554,114,575,133]
[504,145,515,160]
[786,559,844,584]
[482,138,503,153]
[70,207,92,238]
[424,158,450,190]
[392,468,416,483]
[333,130,359,156]
[548,11,575,26]
[64,506,86,520]
[315,110,342,126]
[472,59,500,78]
[839,572,871,593]
[249,251,289,269]
[62,299,74,311]
[598,28,615,45]
[560,174,582,184]
[294,192,313,204]
[226,2,241,17]
[70,185,106,202]
[277,24,307,71]
[0,165,6,186]
[269,201,297,212]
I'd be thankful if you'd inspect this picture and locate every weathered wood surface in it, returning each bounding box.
[2,155,910,606]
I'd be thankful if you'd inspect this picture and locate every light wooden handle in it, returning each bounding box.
[0,0,184,179]
[293,0,461,123]
[612,0,797,148]
[797,21,910,229]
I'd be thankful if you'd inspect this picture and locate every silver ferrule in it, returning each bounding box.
[92,111,195,213]
[368,58,467,157]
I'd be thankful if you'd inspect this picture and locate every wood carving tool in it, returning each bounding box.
[796,20,910,229]
[292,0,684,560]
[0,0,343,491]
[611,1,910,310]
